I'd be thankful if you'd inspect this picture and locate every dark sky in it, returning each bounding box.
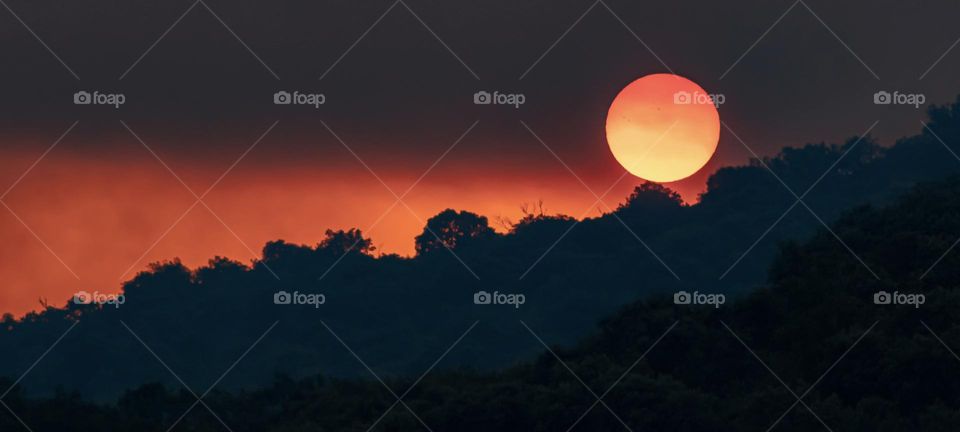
[2,0,959,157]
[2,0,960,314]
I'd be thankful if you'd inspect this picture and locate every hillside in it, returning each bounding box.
[3,99,960,403]
[5,171,960,431]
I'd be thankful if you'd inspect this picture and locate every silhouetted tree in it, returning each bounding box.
[195,256,248,286]
[415,209,494,254]
[615,182,684,221]
[318,228,375,256]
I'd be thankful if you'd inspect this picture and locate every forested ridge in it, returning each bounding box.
[5,100,960,430]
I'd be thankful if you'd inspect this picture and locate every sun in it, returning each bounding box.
[605,73,720,183]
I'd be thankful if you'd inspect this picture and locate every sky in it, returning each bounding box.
[2,0,960,315]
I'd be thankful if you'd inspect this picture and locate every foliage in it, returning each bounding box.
[6,175,960,430]
[5,98,960,428]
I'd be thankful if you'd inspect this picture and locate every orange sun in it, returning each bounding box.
[605,73,720,183]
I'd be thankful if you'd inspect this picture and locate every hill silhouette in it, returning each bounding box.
[3,98,960,405]
[4,160,960,430]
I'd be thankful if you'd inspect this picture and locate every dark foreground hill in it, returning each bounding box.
[4,99,960,402]
[5,170,960,431]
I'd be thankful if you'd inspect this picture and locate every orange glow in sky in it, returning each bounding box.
[0,86,729,318]
[0,152,710,317]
